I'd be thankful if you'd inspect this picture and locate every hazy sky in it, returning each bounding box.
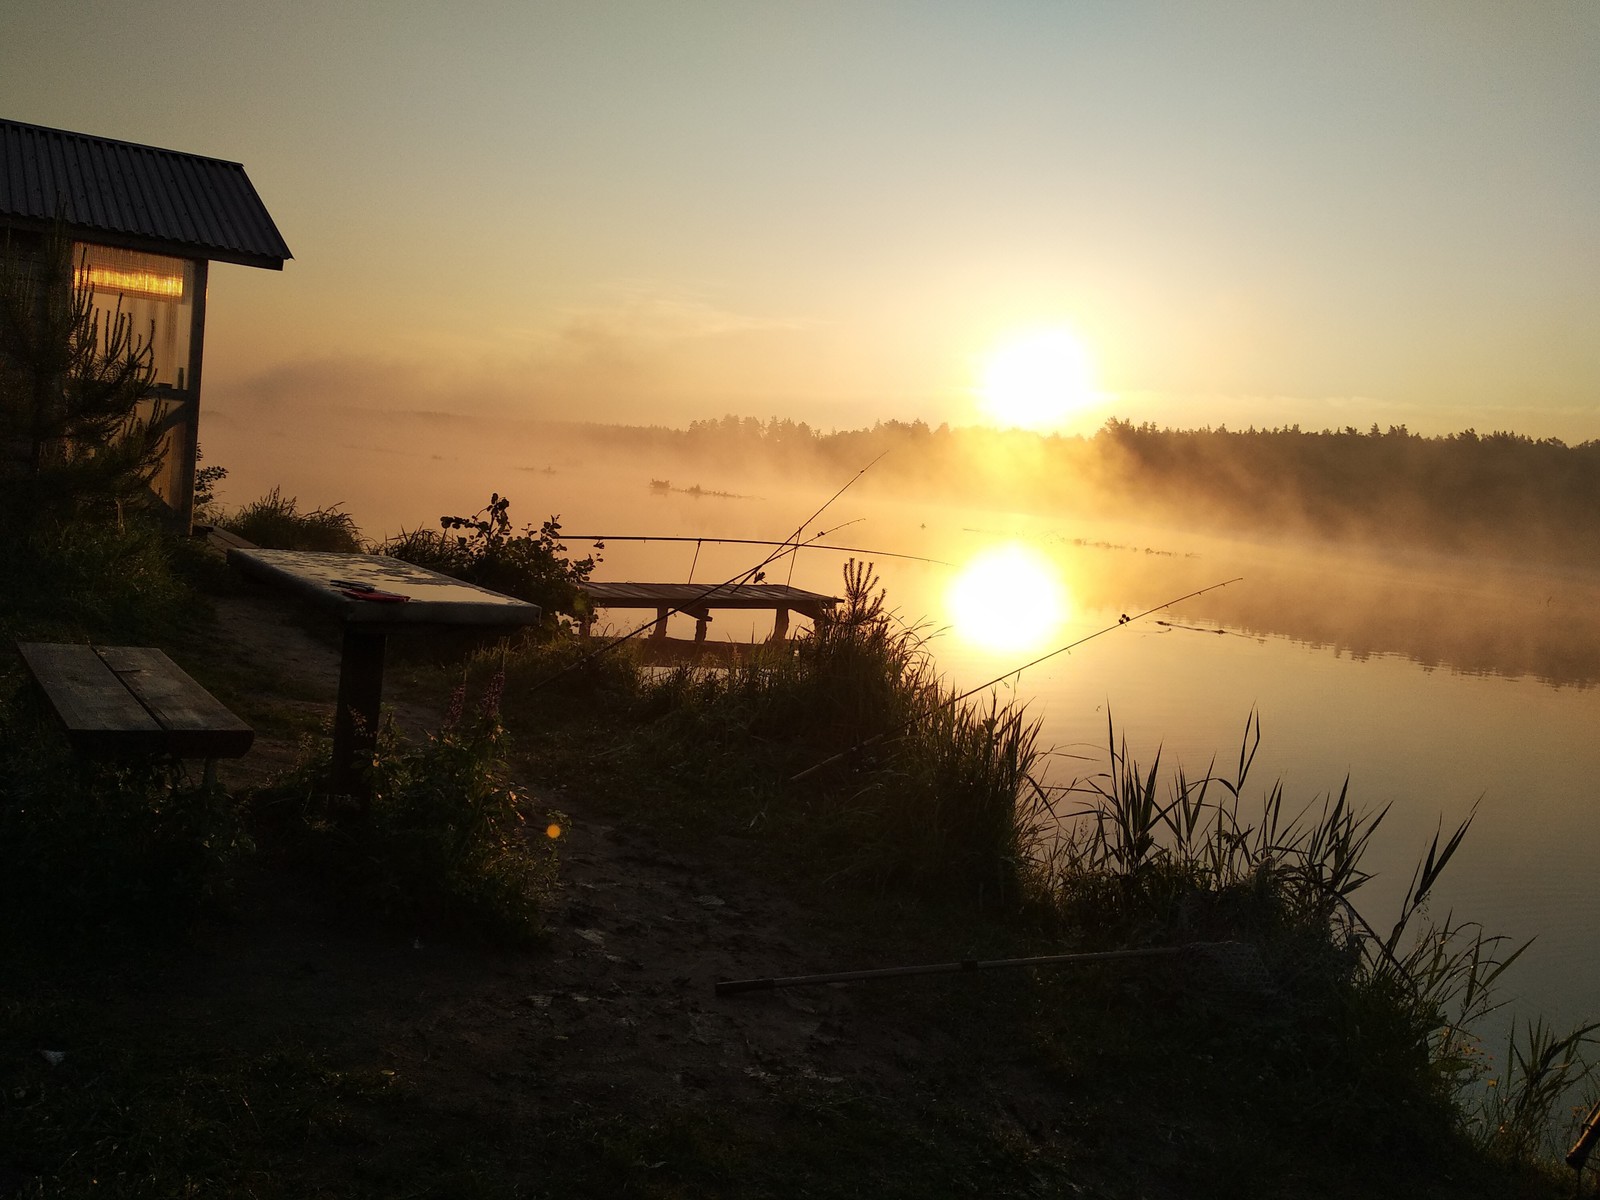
[4,1,1597,438]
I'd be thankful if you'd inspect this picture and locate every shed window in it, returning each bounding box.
[74,244,195,390]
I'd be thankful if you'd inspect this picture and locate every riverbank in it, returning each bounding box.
[0,539,1581,1198]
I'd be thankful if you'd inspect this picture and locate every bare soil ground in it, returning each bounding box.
[118,585,1075,1195]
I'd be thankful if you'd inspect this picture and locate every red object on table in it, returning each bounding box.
[338,588,410,603]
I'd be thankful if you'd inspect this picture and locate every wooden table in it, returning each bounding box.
[227,549,542,796]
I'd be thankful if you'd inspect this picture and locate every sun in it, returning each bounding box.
[978,327,1097,431]
[947,544,1069,654]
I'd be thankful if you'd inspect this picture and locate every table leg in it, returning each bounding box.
[333,625,387,800]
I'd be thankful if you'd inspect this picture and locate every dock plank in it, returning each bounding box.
[582,582,838,612]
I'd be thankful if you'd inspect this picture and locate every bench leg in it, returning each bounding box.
[333,625,387,802]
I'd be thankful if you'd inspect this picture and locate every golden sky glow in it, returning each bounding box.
[5,2,1598,439]
[978,328,1097,432]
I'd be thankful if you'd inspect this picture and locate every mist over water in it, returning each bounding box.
[207,403,1600,1038]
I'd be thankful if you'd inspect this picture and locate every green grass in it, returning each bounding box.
[0,513,198,647]
[218,486,362,552]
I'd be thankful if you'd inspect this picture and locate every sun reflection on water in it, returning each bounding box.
[946,543,1070,654]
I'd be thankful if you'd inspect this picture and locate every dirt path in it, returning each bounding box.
[181,588,995,1148]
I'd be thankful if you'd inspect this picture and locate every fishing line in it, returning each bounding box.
[779,451,887,561]
[940,579,1241,710]
[562,529,948,567]
[790,576,1245,783]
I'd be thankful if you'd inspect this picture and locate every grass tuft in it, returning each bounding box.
[258,674,561,943]
[218,486,362,552]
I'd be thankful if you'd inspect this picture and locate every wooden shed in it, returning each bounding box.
[0,118,291,528]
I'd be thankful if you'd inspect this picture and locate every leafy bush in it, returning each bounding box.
[379,493,599,625]
[219,486,362,552]
[266,674,560,942]
[192,443,228,526]
[0,698,250,938]
[0,513,192,644]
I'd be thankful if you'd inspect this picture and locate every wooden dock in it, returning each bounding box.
[579,582,840,641]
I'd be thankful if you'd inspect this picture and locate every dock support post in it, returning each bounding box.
[652,607,669,639]
[690,606,710,642]
[770,607,790,642]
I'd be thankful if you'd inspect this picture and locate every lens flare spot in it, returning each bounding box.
[546,823,563,840]
[947,544,1068,653]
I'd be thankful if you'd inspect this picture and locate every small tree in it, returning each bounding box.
[0,227,167,526]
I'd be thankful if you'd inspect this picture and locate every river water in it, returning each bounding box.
[209,408,1600,1047]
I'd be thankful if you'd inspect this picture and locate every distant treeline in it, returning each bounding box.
[630,415,1600,566]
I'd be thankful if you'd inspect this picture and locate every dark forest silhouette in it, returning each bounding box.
[602,415,1600,568]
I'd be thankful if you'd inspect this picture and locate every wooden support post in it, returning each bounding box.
[333,625,387,801]
[652,607,670,639]
[691,606,710,642]
[770,606,790,642]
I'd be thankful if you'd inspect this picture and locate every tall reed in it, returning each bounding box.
[1031,708,1596,1159]
[638,561,1045,904]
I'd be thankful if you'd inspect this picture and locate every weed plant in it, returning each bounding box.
[0,696,249,940]
[264,674,560,943]
[378,493,598,625]
[219,486,362,552]
[0,513,194,645]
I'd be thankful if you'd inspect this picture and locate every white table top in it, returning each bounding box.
[228,548,543,627]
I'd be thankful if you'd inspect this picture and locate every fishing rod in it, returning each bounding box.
[715,940,1266,996]
[521,454,888,691]
[790,576,1245,783]
[561,533,951,568]
[767,451,888,580]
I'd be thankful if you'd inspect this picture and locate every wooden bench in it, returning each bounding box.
[15,643,253,778]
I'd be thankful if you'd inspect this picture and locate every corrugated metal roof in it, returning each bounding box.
[0,119,291,269]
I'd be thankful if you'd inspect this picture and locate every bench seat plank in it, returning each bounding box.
[17,642,162,754]
[16,642,253,759]
[96,647,255,759]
